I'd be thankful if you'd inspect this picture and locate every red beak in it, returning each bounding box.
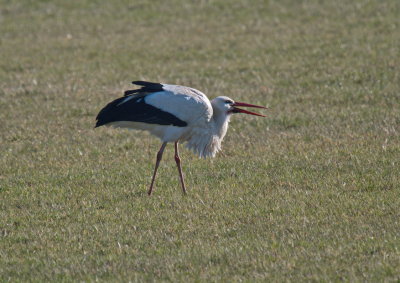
[231,101,267,117]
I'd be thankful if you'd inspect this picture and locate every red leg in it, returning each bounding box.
[148,142,167,196]
[174,141,187,194]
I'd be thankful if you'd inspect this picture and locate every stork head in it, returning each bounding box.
[211,96,267,117]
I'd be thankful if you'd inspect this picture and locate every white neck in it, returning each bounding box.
[185,107,231,158]
[211,109,231,142]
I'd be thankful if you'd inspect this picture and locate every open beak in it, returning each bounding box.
[231,102,267,117]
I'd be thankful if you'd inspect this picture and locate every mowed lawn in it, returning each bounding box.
[1,0,399,281]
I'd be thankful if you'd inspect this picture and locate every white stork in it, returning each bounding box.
[95,81,267,195]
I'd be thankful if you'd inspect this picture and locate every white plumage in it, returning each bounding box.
[96,81,267,195]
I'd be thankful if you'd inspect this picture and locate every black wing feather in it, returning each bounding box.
[123,81,164,97]
[95,95,187,128]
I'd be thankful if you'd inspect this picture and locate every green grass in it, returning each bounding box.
[1,0,399,281]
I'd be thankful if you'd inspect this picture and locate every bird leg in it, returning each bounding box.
[148,142,167,196]
[174,141,187,194]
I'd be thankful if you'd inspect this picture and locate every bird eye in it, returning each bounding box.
[225,100,233,104]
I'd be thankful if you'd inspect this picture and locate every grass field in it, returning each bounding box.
[1,0,400,281]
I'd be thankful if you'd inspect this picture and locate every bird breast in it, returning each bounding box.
[185,114,231,158]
